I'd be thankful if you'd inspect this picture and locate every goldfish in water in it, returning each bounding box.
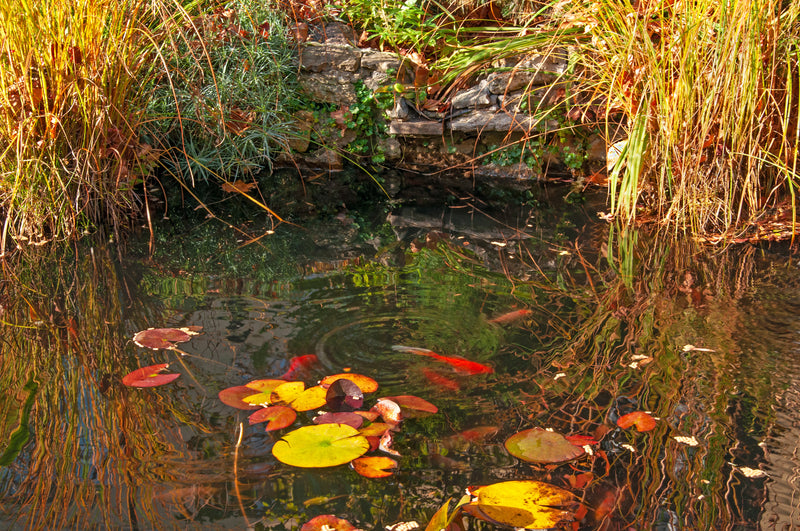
[393,345,493,375]
[421,367,460,391]
[280,354,319,380]
[488,308,533,324]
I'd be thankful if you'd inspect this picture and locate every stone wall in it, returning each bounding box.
[283,22,605,183]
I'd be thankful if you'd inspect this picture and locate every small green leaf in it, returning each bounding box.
[272,424,370,468]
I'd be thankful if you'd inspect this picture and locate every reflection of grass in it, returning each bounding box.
[0,245,220,529]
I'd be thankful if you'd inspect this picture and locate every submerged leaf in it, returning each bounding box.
[300,514,357,531]
[380,395,437,417]
[465,480,575,529]
[505,428,585,464]
[122,364,180,388]
[272,424,370,468]
[351,456,398,478]
[132,327,201,350]
[617,411,656,432]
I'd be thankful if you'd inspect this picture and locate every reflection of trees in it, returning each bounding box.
[0,246,225,530]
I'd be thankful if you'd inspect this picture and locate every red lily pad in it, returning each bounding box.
[505,428,585,464]
[122,364,180,388]
[300,515,357,531]
[248,405,297,431]
[380,395,437,417]
[326,379,364,411]
[617,411,656,432]
[313,412,364,429]
[132,326,201,350]
[218,385,262,410]
[351,456,398,478]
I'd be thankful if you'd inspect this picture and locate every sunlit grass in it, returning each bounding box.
[0,0,170,250]
[570,0,800,234]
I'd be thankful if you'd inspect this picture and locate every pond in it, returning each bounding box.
[1,187,799,530]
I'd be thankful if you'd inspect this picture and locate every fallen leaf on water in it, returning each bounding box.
[351,455,398,478]
[248,405,296,431]
[132,326,202,350]
[463,480,576,529]
[122,364,180,388]
[505,428,585,464]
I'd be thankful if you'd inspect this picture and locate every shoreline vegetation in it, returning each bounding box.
[0,0,798,252]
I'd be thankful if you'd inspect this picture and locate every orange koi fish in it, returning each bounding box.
[280,354,319,380]
[421,368,460,391]
[488,308,533,324]
[392,345,494,375]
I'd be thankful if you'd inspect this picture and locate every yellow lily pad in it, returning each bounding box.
[465,480,575,529]
[272,424,370,468]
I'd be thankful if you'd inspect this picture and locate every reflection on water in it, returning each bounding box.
[1,206,799,530]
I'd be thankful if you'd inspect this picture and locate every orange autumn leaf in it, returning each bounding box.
[221,180,258,194]
[617,411,656,432]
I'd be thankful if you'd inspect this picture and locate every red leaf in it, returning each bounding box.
[617,411,656,432]
[565,434,599,447]
[122,363,180,387]
[218,385,262,410]
[132,326,201,350]
[248,405,296,431]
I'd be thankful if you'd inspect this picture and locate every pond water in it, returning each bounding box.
[1,190,799,530]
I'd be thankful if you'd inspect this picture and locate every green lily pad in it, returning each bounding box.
[464,480,575,529]
[505,428,585,464]
[272,424,370,468]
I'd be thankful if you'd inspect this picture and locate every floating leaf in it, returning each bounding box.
[320,373,378,393]
[122,364,180,388]
[372,398,402,425]
[617,411,656,432]
[425,495,470,531]
[352,456,398,478]
[272,424,370,468]
[464,480,575,529]
[248,405,297,431]
[245,379,286,393]
[218,386,262,410]
[132,327,201,350]
[505,428,585,464]
[326,379,364,411]
[300,514,357,531]
[270,381,306,405]
[290,385,329,412]
[354,410,380,422]
[380,395,437,417]
[241,379,287,406]
[359,422,392,437]
[314,412,364,429]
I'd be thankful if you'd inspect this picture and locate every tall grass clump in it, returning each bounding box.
[147,0,299,185]
[570,0,800,234]
[0,0,165,251]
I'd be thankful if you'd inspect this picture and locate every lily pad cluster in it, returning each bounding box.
[121,327,204,388]
[219,372,437,476]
